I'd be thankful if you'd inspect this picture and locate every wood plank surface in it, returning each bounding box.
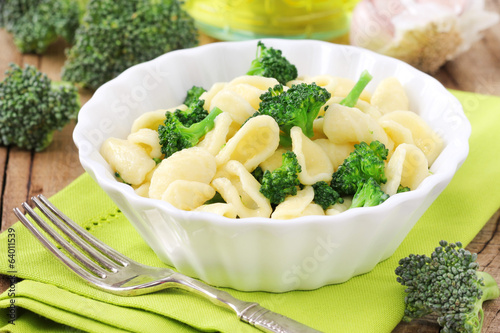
[0,1,499,331]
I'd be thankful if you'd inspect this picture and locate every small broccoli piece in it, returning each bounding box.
[256,82,331,146]
[251,166,264,184]
[312,181,343,210]
[0,63,80,151]
[395,240,500,333]
[331,141,388,196]
[260,151,302,205]
[174,99,209,127]
[62,0,198,90]
[397,185,411,193]
[339,70,373,108]
[350,177,389,208]
[158,107,223,158]
[204,192,225,205]
[1,0,83,54]
[183,86,207,106]
[246,41,298,85]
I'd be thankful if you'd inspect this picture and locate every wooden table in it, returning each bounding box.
[0,1,499,331]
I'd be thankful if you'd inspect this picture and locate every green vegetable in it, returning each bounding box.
[174,99,209,127]
[339,70,373,108]
[260,151,302,205]
[0,0,83,54]
[331,140,389,196]
[246,41,298,85]
[256,82,331,146]
[251,166,264,184]
[0,63,80,151]
[350,177,389,208]
[312,181,343,210]
[396,240,500,333]
[158,107,223,158]
[62,0,198,90]
[183,86,207,106]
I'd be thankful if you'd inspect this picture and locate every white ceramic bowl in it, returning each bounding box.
[73,39,470,292]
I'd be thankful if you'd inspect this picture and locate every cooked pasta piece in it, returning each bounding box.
[325,198,352,215]
[259,147,289,172]
[211,160,272,218]
[193,203,238,219]
[198,112,234,156]
[371,77,409,114]
[215,115,280,171]
[149,147,216,200]
[379,110,443,165]
[271,185,316,219]
[100,137,156,185]
[209,89,255,125]
[127,128,162,159]
[290,127,333,185]
[161,180,215,211]
[130,105,184,133]
[382,143,430,195]
[323,103,393,151]
[225,75,279,110]
[314,139,355,171]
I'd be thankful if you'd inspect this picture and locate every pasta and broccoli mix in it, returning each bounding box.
[100,41,444,220]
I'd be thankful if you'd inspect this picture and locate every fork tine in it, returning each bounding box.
[36,194,131,265]
[15,203,108,279]
[31,196,123,272]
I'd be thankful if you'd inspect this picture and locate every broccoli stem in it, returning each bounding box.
[186,107,223,138]
[475,271,500,331]
[340,70,373,108]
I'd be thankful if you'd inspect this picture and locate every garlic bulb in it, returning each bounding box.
[350,0,499,73]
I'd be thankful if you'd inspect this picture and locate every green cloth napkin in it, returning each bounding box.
[0,90,499,333]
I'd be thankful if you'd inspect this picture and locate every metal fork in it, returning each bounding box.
[13,195,321,333]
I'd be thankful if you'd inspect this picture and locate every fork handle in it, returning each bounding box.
[240,303,323,333]
[173,274,322,333]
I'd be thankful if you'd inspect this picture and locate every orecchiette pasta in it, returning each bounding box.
[212,160,272,218]
[290,126,333,185]
[149,147,216,200]
[215,115,280,171]
[101,69,444,219]
[370,77,410,114]
[379,110,443,165]
[161,180,215,211]
[100,137,156,185]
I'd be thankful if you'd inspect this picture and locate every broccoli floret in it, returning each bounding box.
[260,151,302,205]
[312,181,343,210]
[251,166,264,184]
[183,86,207,106]
[0,63,80,151]
[395,240,500,333]
[174,99,209,127]
[0,0,83,54]
[397,185,411,193]
[339,70,373,108]
[256,82,331,146]
[350,177,389,208]
[246,41,298,85]
[331,141,388,196]
[158,107,223,158]
[62,0,198,90]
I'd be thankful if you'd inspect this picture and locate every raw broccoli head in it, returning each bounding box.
[246,41,298,85]
[62,0,198,90]
[183,86,207,106]
[259,151,302,205]
[395,240,500,333]
[350,177,389,208]
[158,107,223,158]
[331,140,388,196]
[1,0,82,54]
[312,181,343,210]
[257,82,331,146]
[0,63,80,151]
